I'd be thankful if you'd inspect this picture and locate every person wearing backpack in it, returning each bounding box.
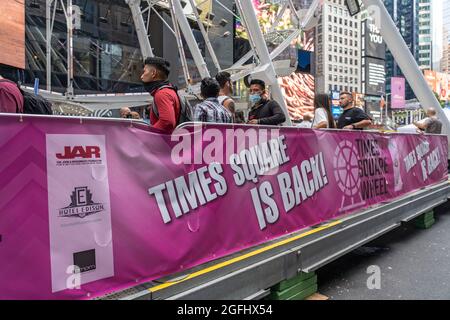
[141,56,188,134]
[0,75,24,113]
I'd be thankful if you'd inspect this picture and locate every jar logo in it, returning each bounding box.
[55,146,102,166]
[59,187,104,218]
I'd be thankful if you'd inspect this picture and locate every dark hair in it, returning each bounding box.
[314,93,336,129]
[144,56,170,77]
[339,91,353,99]
[215,71,231,88]
[249,79,266,91]
[200,77,220,98]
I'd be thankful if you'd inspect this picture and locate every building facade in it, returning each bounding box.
[441,0,450,73]
[0,0,234,94]
[384,0,434,99]
[417,0,432,71]
[315,0,363,95]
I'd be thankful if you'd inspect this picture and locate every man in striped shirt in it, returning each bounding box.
[193,77,232,124]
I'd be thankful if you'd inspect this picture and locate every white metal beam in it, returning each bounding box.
[126,0,154,59]
[237,0,292,126]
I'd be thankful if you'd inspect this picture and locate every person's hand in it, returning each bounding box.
[343,125,354,130]
[248,119,259,124]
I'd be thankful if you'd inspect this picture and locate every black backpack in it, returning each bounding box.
[152,85,192,125]
[1,79,53,114]
[18,87,53,115]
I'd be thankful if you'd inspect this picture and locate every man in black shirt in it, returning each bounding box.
[247,79,286,125]
[337,92,372,130]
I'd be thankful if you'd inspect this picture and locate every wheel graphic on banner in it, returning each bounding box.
[333,140,360,197]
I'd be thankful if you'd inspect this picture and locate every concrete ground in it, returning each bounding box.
[317,201,450,300]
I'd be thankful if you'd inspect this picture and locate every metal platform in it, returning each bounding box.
[100,180,450,300]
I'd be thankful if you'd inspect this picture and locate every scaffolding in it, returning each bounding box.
[35,0,449,140]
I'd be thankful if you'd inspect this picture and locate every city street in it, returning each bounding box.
[318,201,450,299]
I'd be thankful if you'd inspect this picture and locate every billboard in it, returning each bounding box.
[0,115,447,299]
[364,57,386,96]
[363,18,386,59]
[278,31,315,120]
[424,70,450,102]
[0,0,25,69]
[391,77,406,109]
[353,93,365,109]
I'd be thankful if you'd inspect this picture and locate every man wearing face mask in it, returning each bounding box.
[247,79,286,126]
[141,56,180,133]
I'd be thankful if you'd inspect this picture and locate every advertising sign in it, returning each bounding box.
[0,116,447,299]
[0,0,25,68]
[391,77,406,109]
[424,70,450,102]
[365,57,386,96]
[363,18,386,59]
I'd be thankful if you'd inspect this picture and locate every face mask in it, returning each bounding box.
[249,94,261,105]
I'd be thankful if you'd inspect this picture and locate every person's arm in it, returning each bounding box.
[257,100,286,125]
[343,119,372,130]
[343,109,372,130]
[413,120,427,130]
[222,99,235,115]
[314,121,328,129]
[153,91,177,132]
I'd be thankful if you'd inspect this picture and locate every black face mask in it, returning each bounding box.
[143,80,170,94]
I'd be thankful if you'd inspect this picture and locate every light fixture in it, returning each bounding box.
[100,10,110,23]
[120,14,131,27]
[29,0,40,9]
[56,4,64,14]
[345,0,361,17]
[205,12,215,21]
[219,19,228,27]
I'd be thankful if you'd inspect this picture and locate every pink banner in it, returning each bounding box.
[391,77,406,109]
[0,115,447,299]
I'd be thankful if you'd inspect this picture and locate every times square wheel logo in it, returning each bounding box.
[333,140,360,197]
